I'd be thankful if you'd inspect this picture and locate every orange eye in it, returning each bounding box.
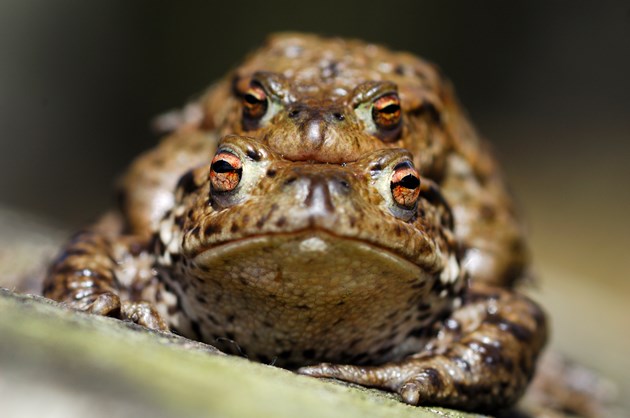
[390,162,420,208]
[372,93,402,130]
[242,83,268,121]
[210,151,243,192]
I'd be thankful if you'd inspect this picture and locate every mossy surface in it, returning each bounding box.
[0,288,485,418]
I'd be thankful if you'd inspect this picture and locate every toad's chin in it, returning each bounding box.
[163,230,460,367]
[192,230,427,293]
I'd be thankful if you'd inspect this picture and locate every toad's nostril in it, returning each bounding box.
[332,112,345,121]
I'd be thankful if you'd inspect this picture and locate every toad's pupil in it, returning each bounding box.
[380,104,400,114]
[398,174,420,190]
[212,160,237,173]
[245,94,262,104]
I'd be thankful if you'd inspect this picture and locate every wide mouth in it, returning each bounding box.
[192,230,424,291]
[193,229,422,272]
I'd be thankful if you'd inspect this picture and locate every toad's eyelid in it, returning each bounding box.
[216,147,239,158]
[247,72,293,102]
[350,81,399,107]
[393,160,414,171]
[374,94,401,109]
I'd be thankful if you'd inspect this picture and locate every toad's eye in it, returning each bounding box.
[242,83,268,121]
[210,151,243,193]
[372,93,402,131]
[390,162,420,208]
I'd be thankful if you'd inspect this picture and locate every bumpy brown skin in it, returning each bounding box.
[123,33,526,286]
[155,137,466,368]
[43,34,546,411]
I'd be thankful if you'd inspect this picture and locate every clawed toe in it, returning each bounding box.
[298,363,334,376]
[86,292,122,317]
[121,301,169,331]
[399,381,422,405]
[298,362,365,380]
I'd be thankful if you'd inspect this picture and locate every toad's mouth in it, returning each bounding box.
[191,230,434,293]
[186,201,445,269]
[192,228,438,273]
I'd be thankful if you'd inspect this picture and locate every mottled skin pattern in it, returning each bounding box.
[123,33,526,286]
[43,34,546,412]
[156,137,464,367]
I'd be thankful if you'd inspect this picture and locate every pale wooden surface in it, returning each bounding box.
[0,288,483,418]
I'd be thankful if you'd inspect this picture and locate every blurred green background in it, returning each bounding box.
[1,0,628,411]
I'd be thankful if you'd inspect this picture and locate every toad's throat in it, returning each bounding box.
[176,232,449,366]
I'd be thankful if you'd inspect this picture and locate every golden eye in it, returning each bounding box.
[390,162,420,208]
[242,83,268,121]
[210,151,243,192]
[372,93,402,130]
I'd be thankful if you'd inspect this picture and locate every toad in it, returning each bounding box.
[44,33,546,411]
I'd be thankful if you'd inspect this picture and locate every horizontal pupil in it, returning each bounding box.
[397,174,420,189]
[212,160,237,173]
[245,94,263,105]
[379,104,400,114]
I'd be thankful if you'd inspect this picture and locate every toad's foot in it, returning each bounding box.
[300,283,547,411]
[44,227,168,332]
[300,358,520,410]
[60,292,168,331]
[299,361,460,406]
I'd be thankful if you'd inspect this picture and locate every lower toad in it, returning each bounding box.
[44,135,546,411]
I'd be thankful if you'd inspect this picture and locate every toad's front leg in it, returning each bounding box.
[43,226,168,331]
[299,283,547,411]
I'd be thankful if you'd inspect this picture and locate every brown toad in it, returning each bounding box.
[43,33,546,411]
